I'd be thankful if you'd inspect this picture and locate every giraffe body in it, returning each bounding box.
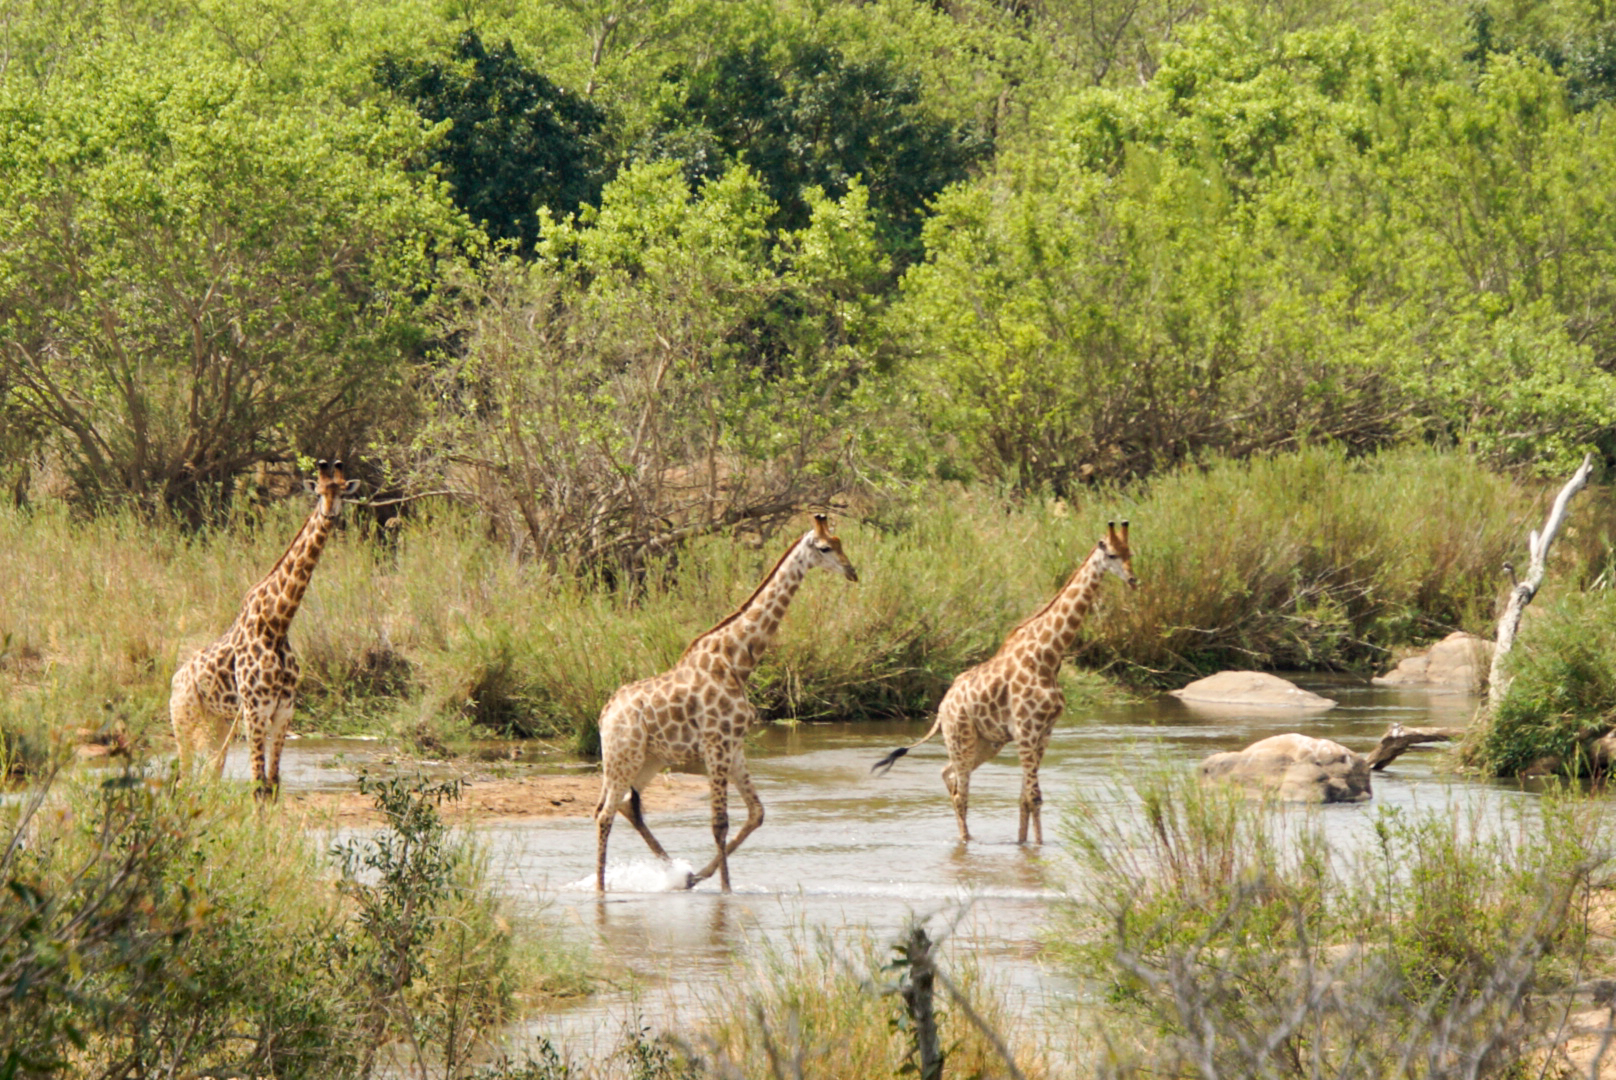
[170,460,358,797]
[594,515,857,892]
[874,521,1136,843]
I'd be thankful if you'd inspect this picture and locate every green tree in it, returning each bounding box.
[896,15,1616,490]
[652,42,990,263]
[421,163,890,571]
[0,52,465,515]
[376,29,608,253]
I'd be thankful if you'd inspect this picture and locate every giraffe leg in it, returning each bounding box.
[262,697,294,801]
[693,754,764,883]
[169,666,197,776]
[1016,706,1058,844]
[170,665,229,778]
[594,779,630,892]
[243,697,277,802]
[619,788,672,861]
[1017,752,1042,845]
[944,760,973,843]
[689,760,733,892]
[202,710,234,778]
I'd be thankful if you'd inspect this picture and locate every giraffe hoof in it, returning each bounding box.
[683,871,698,890]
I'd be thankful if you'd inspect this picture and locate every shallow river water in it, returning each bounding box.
[245,676,1525,1060]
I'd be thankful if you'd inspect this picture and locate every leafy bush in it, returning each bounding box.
[898,16,1616,490]
[0,48,463,515]
[0,768,531,1079]
[1468,589,1616,776]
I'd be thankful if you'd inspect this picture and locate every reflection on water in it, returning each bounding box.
[282,674,1530,1058]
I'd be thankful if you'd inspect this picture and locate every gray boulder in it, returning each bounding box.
[1170,671,1338,710]
[1198,733,1372,803]
[1372,631,1493,693]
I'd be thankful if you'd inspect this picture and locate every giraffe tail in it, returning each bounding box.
[871,716,945,776]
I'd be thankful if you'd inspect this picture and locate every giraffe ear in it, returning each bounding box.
[812,513,831,540]
[303,478,318,495]
[342,479,361,496]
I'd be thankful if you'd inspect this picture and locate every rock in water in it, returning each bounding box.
[1170,671,1338,710]
[1198,733,1371,803]
[1372,631,1493,693]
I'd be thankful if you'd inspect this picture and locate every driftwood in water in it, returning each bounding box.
[1488,453,1595,709]
[1365,724,1464,770]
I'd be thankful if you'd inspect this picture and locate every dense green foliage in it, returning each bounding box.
[0,772,535,1079]
[1469,589,1616,775]
[652,41,989,259]
[376,31,608,252]
[1,0,1612,546]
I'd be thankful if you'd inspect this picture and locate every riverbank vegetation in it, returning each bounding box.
[1468,588,1616,776]
[1,447,1599,765]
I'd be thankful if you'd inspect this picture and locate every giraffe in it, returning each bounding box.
[169,459,360,798]
[593,514,858,893]
[873,521,1136,844]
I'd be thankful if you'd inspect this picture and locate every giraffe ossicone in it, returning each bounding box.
[169,458,360,799]
[872,520,1136,844]
[593,513,858,893]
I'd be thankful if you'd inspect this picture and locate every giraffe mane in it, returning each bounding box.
[244,506,323,597]
[995,543,1101,656]
[680,534,802,660]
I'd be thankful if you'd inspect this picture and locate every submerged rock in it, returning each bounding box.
[1197,733,1372,803]
[1372,631,1493,693]
[1170,671,1338,710]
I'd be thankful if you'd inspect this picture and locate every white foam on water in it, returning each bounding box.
[563,857,698,893]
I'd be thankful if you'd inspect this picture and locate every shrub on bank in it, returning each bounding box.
[1467,590,1616,776]
[0,769,543,1079]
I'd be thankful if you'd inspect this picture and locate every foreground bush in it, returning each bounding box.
[1057,771,1615,1078]
[0,769,536,1079]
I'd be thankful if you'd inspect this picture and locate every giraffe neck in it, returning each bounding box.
[1009,545,1108,678]
[681,536,811,683]
[239,507,336,642]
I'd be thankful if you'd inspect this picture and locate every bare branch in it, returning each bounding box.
[1489,453,1595,708]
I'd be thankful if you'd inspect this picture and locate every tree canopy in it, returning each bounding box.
[1,0,1614,560]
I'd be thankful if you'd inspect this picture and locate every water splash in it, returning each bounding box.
[563,857,698,893]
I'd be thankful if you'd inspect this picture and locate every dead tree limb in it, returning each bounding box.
[1488,453,1595,709]
[1365,724,1463,770]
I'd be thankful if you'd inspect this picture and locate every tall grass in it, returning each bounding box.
[1056,770,1616,1078]
[684,927,1047,1080]
[0,447,1598,762]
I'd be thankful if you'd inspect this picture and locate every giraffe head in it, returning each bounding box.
[1100,520,1137,588]
[302,459,361,520]
[805,513,859,582]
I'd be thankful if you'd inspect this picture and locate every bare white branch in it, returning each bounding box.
[1489,453,1595,708]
